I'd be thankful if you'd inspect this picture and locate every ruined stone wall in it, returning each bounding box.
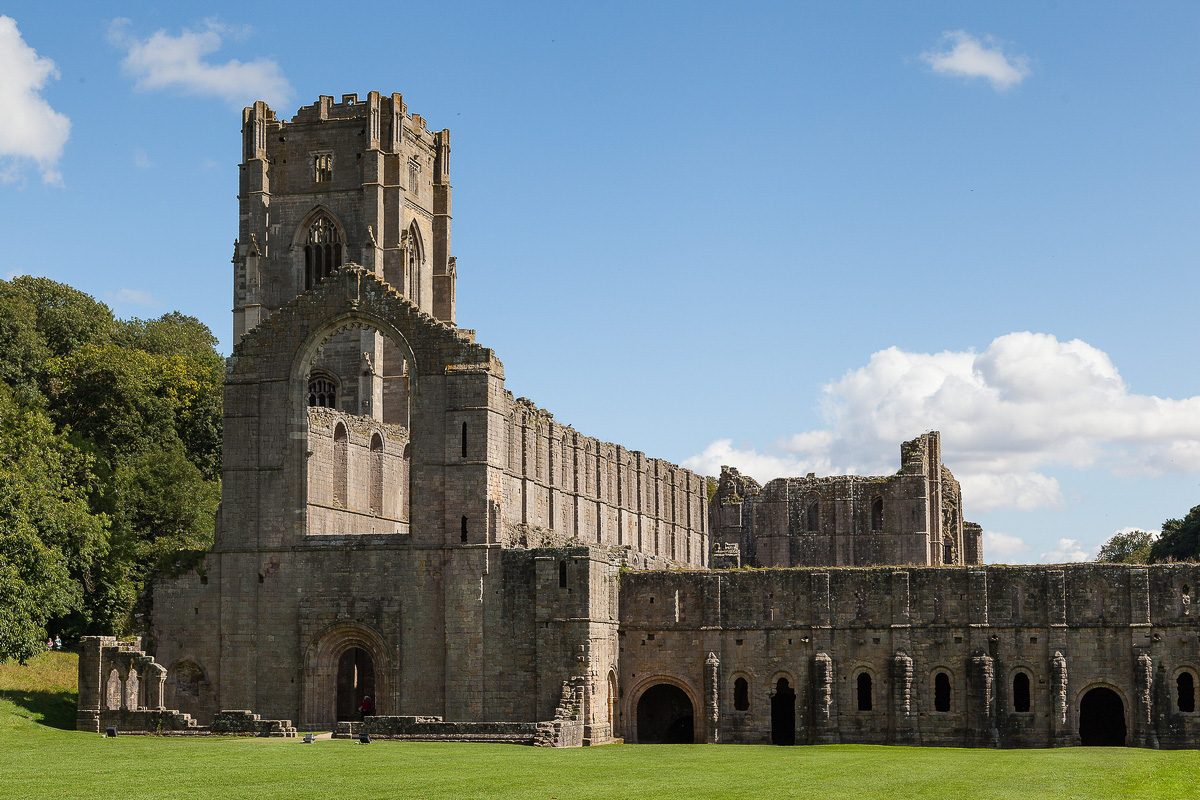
[618,564,1200,748]
[711,432,978,568]
[502,398,708,568]
[305,407,410,534]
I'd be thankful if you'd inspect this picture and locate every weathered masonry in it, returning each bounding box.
[78,91,1200,750]
[710,432,983,569]
[620,564,1200,748]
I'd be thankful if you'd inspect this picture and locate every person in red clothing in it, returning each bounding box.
[358,695,374,719]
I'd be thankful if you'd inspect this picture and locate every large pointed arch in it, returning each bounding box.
[222,266,501,548]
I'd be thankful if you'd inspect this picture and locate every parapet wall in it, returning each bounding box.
[502,396,708,568]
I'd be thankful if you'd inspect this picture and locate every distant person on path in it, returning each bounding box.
[54,636,62,651]
[46,637,54,651]
[359,695,374,719]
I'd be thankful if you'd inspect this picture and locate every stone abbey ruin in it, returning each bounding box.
[78,92,1199,748]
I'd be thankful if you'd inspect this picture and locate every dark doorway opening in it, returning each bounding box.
[336,647,376,722]
[1013,672,1031,713]
[771,677,796,745]
[636,684,694,743]
[934,672,951,712]
[1079,687,1125,746]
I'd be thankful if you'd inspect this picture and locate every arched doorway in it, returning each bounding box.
[336,647,375,721]
[771,677,796,745]
[1079,687,1126,746]
[636,683,694,743]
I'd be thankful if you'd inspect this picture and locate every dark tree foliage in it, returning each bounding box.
[0,277,223,661]
[1149,505,1200,563]
[1096,529,1155,564]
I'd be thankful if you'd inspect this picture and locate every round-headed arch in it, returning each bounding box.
[302,622,392,728]
[627,674,701,744]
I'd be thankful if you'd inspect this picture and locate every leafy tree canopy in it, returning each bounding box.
[1095,529,1156,564]
[1149,505,1200,563]
[0,277,223,661]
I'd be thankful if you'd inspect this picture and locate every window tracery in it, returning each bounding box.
[304,215,343,290]
[308,376,337,408]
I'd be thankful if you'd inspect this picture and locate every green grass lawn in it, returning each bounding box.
[2,653,1196,799]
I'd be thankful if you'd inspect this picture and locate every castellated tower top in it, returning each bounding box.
[233,92,455,342]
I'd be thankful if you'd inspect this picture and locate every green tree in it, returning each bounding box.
[7,275,116,359]
[1149,504,1200,563]
[1095,529,1155,564]
[0,280,224,651]
[0,389,108,662]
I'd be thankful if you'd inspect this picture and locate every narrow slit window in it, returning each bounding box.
[871,497,883,532]
[461,422,468,458]
[558,560,567,588]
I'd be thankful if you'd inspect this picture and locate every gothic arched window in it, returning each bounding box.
[871,497,884,532]
[405,223,423,304]
[304,215,343,290]
[308,376,337,408]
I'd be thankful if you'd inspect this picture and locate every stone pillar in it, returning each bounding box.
[148,663,167,710]
[1050,651,1071,747]
[1135,651,1158,749]
[705,652,720,743]
[891,650,915,745]
[813,651,837,744]
[971,651,998,747]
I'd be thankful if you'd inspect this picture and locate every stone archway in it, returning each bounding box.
[303,623,390,729]
[336,648,376,721]
[1079,686,1126,746]
[635,683,695,743]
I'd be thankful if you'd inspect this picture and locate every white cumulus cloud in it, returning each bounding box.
[108,18,292,109]
[983,531,1031,562]
[921,30,1031,91]
[1040,538,1096,564]
[0,16,70,185]
[684,332,1200,515]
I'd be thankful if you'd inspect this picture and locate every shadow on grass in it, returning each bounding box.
[1,689,78,730]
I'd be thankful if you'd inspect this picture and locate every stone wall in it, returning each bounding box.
[711,432,981,568]
[618,564,1200,748]
[235,92,454,340]
[502,398,708,568]
[306,406,410,534]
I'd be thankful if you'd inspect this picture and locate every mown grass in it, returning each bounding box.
[1,653,1196,799]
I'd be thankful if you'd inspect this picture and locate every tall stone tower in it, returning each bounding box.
[234,93,455,421]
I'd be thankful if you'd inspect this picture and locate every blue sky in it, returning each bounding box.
[2,2,1197,563]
